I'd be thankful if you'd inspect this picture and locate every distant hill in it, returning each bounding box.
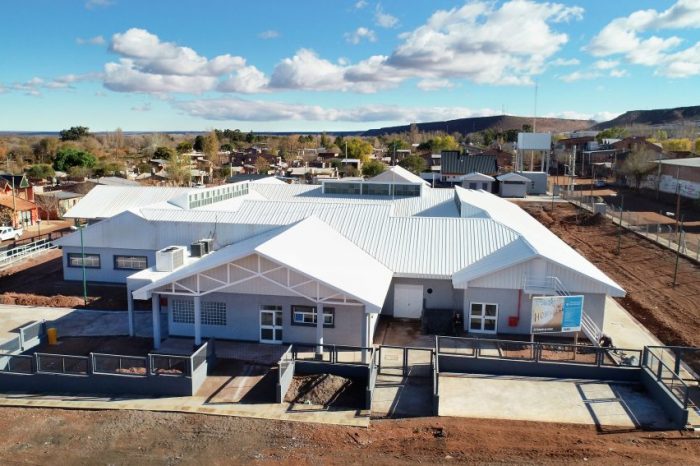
[594,105,700,130]
[362,115,594,137]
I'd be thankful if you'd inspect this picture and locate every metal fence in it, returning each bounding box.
[436,336,643,368]
[0,239,57,270]
[561,190,700,261]
[0,354,33,373]
[91,353,148,376]
[36,353,89,375]
[0,335,21,355]
[149,354,192,377]
[291,344,373,365]
[377,345,434,377]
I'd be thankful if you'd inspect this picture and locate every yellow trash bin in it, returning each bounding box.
[47,327,58,345]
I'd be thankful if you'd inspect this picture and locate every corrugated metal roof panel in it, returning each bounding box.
[64,186,192,219]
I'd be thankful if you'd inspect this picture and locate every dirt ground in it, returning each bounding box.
[0,407,697,465]
[0,250,135,310]
[520,202,700,369]
[284,374,364,408]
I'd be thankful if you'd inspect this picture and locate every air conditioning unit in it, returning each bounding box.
[199,238,214,254]
[156,246,186,272]
[190,241,206,258]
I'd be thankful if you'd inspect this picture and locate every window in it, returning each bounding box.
[68,253,100,268]
[114,255,148,270]
[291,305,334,327]
[202,301,227,326]
[172,299,194,324]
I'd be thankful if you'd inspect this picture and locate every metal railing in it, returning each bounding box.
[0,335,22,355]
[35,353,89,375]
[643,348,691,408]
[91,353,148,376]
[291,344,373,365]
[581,312,603,346]
[436,336,643,368]
[149,354,191,377]
[190,342,209,374]
[0,354,33,373]
[0,239,57,270]
[522,276,570,296]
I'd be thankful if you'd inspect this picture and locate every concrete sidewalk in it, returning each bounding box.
[0,392,369,428]
[602,297,663,350]
[438,374,674,429]
[0,305,154,339]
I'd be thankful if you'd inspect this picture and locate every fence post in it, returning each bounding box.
[656,358,663,381]
[88,352,94,374]
[403,348,408,377]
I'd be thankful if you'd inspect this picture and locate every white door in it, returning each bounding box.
[393,284,424,319]
[260,306,283,344]
[468,302,498,334]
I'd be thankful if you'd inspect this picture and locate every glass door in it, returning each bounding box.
[469,303,498,334]
[260,306,283,344]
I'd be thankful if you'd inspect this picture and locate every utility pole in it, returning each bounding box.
[616,195,624,255]
[674,166,681,235]
[672,217,684,288]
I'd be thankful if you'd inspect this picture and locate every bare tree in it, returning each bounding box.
[621,147,657,190]
[35,194,60,221]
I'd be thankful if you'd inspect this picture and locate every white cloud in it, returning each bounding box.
[550,58,580,66]
[218,65,269,93]
[131,102,152,112]
[559,70,600,82]
[545,110,621,122]
[345,27,377,44]
[416,79,454,91]
[586,0,700,77]
[76,35,105,46]
[85,0,113,9]
[174,97,498,122]
[375,5,399,28]
[355,0,368,9]
[594,59,618,70]
[6,73,98,96]
[609,69,628,78]
[258,30,280,40]
[104,28,250,93]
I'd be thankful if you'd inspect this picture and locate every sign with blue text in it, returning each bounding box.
[531,295,584,334]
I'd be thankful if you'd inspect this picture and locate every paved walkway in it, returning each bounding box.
[438,374,674,429]
[602,297,662,350]
[0,305,154,340]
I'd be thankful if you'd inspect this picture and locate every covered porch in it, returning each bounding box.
[128,216,393,353]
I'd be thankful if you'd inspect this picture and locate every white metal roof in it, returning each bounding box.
[63,186,192,219]
[369,165,430,185]
[461,172,496,182]
[132,217,393,311]
[497,172,531,182]
[654,157,700,168]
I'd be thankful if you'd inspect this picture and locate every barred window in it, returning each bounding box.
[68,253,100,268]
[114,255,148,270]
[202,302,227,326]
[172,299,194,324]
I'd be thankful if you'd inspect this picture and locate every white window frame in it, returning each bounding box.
[172,299,194,324]
[114,255,148,270]
[468,302,498,334]
[68,253,100,268]
[260,305,283,344]
[291,305,334,327]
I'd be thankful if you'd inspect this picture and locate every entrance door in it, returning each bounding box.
[260,306,283,344]
[393,284,424,319]
[468,302,498,334]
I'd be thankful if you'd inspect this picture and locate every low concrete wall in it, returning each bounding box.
[640,367,689,428]
[0,369,203,397]
[438,354,641,382]
[276,360,295,403]
[294,361,371,409]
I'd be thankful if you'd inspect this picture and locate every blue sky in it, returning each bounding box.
[0,0,698,132]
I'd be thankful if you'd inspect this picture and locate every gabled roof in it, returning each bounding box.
[369,165,429,185]
[461,172,496,182]
[497,172,530,182]
[132,216,393,312]
[441,152,498,175]
[63,185,192,219]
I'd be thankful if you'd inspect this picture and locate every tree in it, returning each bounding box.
[596,127,628,143]
[661,138,692,152]
[153,146,175,160]
[59,126,90,141]
[203,130,219,164]
[245,131,256,144]
[26,164,55,180]
[254,156,270,174]
[387,139,409,154]
[695,139,700,154]
[193,135,205,152]
[53,147,96,172]
[398,155,427,174]
[33,138,59,164]
[35,194,60,221]
[345,138,373,163]
[621,148,657,190]
[342,165,359,177]
[220,143,234,152]
[361,159,386,177]
[68,165,91,179]
[168,151,192,186]
[176,141,193,154]
[320,133,331,149]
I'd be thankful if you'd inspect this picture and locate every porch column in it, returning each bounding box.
[315,304,324,355]
[361,311,370,364]
[194,295,202,346]
[127,288,134,337]
[151,293,161,349]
